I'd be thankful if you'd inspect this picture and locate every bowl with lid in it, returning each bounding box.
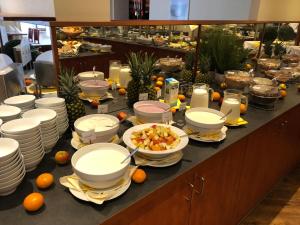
[185,108,226,135]
[134,101,170,124]
[79,80,109,97]
[71,143,130,189]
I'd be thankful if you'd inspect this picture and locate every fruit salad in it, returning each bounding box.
[131,125,180,151]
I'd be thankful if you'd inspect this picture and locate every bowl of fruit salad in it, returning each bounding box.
[123,123,189,159]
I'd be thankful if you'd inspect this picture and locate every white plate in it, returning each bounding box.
[4,95,35,106]
[184,126,228,142]
[22,109,57,123]
[35,97,65,107]
[69,175,131,203]
[133,151,183,167]
[123,123,189,159]
[1,118,40,134]
[0,105,21,118]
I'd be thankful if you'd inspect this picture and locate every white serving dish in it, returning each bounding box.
[4,95,36,107]
[79,80,109,97]
[133,101,170,124]
[35,97,65,107]
[74,114,119,143]
[78,71,105,81]
[1,118,40,134]
[123,123,189,159]
[0,105,21,120]
[0,138,19,162]
[22,108,57,123]
[71,143,130,188]
[185,107,226,135]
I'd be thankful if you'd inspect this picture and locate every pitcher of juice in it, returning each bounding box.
[190,83,214,108]
[221,89,248,124]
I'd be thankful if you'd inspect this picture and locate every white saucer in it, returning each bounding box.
[133,151,183,167]
[184,126,227,142]
[69,176,131,202]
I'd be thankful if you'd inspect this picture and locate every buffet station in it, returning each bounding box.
[0,20,300,225]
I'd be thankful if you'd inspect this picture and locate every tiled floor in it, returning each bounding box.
[240,165,300,225]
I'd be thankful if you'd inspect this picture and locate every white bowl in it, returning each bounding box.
[0,162,24,183]
[19,138,42,149]
[0,152,22,173]
[0,150,19,167]
[23,149,44,161]
[1,118,40,134]
[2,129,41,140]
[4,95,36,107]
[79,80,109,97]
[71,143,130,189]
[123,123,189,159]
[0,138,19,162]
[22,108,57,123]
[134,101,170,124]
[74,114,119,143]
[185,107,226,135]
[21,145,44,156]
[0,118,2,127]
[0,169,25,196]
[24,152,44,172]
[78,71,104,81]
[35,97,65,107]
[0,105,21,120]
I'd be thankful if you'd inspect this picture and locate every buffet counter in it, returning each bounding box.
[0,86,300,225]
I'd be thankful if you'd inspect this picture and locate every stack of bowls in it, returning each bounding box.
[0,118,45,172]
[22,109,59,153]
[35,97,69,136]
[4,95,36,113]
[0,105,21,123]
[0,138,26,196]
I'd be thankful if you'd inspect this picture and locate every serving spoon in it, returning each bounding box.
[220,109,232,120]
[121,147,139,164]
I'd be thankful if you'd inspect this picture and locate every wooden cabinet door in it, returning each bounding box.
[189,139,248,225]
[102,172,194,225]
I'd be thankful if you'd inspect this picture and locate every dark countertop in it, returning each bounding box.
[1,86,300,225]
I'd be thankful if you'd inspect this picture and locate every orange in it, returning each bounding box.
[55,151,70,165]
[151,75,157,81]
[178,94,186,102]
[90,100,99,109]
[212,92,221,101]
[36,173,54,189]
[157,77,164,82]
[23,193,44,212]
[25,79,33,86]
[154,86,161,92]
[132,169,147,183]
[156,81,163,87]
[240,103,247,114]
[118,88,126,95]
[280,90,287,98]
[171,108,177,114]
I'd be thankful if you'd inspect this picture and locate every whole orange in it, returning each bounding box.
[36,173,54,189]
[156,81,163,87]
[157,77,164,82]
[118,88,126,95]
[151,75,157,81]
[280,90,287,98]
[212,92,221,101]
[25,79,33,86]
[171,108,177,114]
[55,151,70,165]
[23,193,44,212]
[178,94,186,102]
[90,100,99,109]
[240,103,247,114]
[132,169,147,184]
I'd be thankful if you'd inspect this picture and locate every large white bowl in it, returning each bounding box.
[2,129,41,140]
[71,143,130,189]
[35,97,65,107]
[22,108,57,123]
[0,169,25,196]
[0,105,21,120]
[1,118,40,134]
[0,138,19,162]
[78,71,104,81]
[0,150,19,168]
[0,152,22,173]
[24,152,45,172]
[19,138,42,149]
[79,80,109,97]
[134,101,170,124]
[4,95,36,107]
[123,123,189,159]
[74,114,119,143]
[0,161,24,183]
[21,144,44,155]
[185,107,226,135]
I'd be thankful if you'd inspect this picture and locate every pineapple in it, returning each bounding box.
[140,52,157,100]
[59,68,85,127]
[181,51,195,82]
[127,52,142,106]
[181,69,194,83]
[195,54,213,84]
[195,72,213,84]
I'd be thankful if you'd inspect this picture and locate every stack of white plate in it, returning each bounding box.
[0,118,45,172]
[0,138,26,196]
[35,97,69,136]
[22,109,59,153]
[0,105,21,123]
[4,95,36,113]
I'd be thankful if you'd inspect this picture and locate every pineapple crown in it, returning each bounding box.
[127,52,142,80]
[58,67,80,103]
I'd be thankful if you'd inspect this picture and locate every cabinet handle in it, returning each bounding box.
[184,196,191,201]
[281,122,285,127]
[285,120,288,124]
[194,176,205,195]
[189,183,194,188]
